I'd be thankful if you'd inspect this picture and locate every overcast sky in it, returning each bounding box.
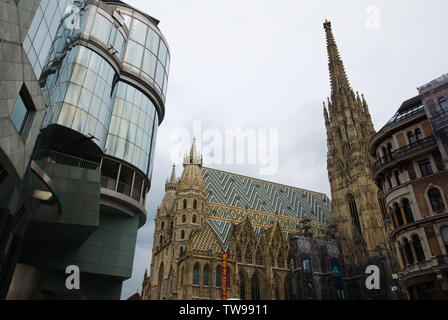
[120,0,448,299]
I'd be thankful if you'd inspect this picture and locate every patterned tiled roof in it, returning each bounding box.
[198,167,332,252]
[202,167,332,223]
[190,222,222,255]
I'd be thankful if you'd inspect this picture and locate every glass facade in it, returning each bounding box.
[106,82,158,175]
[36,1,168,178]
[121,14,170,99]
[23,0,76,79]
[42,45,116,150]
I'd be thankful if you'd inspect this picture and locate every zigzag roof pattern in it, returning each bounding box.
[202,167,333,224]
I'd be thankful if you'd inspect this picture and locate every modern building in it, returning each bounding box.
[322,20,400,299]
[0,0,74,299]
[369,94,448,299]
[3,0,170,299]
[143,140,334,300]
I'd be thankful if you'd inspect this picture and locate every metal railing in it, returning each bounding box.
[373,136,437,175]
[430,109,448,131]
[34,149,100,171]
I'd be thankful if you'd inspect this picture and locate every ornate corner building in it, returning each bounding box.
[143,141,338,300]
[322,21,401,299]
[368,75,448,299]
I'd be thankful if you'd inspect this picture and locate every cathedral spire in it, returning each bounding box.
[184,138,202,166]
[169,164,176,184]
[324,20,351,95]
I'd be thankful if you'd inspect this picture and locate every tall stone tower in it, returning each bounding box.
[322,21,387,267]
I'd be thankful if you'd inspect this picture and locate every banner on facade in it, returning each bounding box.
[222,252,228,300]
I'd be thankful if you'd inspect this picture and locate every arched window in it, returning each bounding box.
[182,215,186,223]
[250,273,261,300]
[347,194,362,234]
[183,199,187,209]
[394,202,404,226]
[255,246,263,265]
[377,192,387,218]
[236,245,242,262]
[394,170,401,186]
[192,215,197,223]
[159,235,163,244]
[239,272,246,299]
[277,250,285,268]
[193,199,197,209]
[381,146,387,162]
[403,238,414,265]
[181,230,185,239]
[386,143,394,160]
[428,188,446,213]
[415,128,422,142]
[157,263,164,300]
[245,247,252,264]
[274,282,280,300]
[439,97,448,111]
[179,247,183,256]
[216,265,221,287]
[203,264,210,286]
[161,221,165,231]
[407,131,416,144]
[412,234,425,262]
[401,198,415,223]
[193,263,200,285]
[284,276,293,300]
[440,226,448,252]
[170,222,173,229]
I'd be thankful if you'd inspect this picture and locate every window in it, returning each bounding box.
[192,215,197,223]
[10,85,35,136]
[193,263,200,285]
[181,230,185,239]
[183,199,187,209]
[236,245,242,262]
[394,170,401,186]
[415,128,422,142]
[159,235,163,244]
[239,273,246,299]
[161,222,164,231]
[404,238,414,264]
[216,265,221,287]
[347,194,362,234]
[255,246,263,265]
[250,273,261,300]
[245,248,252,264]
[407,131,416,144]
[386,175,393,190]
[412,234,425,262]
[193,199,197,209]
[203,265,210,286]
[428,188,446,213]
[182,215,186,223]
[418,159,433,177]
[441,226,448,252]
[439,97,448,111]
[402,199,414,223]
[394,203,404,226]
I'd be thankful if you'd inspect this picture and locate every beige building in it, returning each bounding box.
[369,95,448,299]
[143,141,333,300]
[322,20,388,268]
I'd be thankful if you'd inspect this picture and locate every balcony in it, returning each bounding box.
[34,149,100,171]
[35,149,148,206]
[373,136,437,176]
[430,109,448,132]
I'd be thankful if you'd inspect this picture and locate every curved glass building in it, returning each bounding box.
[6,0,170,299]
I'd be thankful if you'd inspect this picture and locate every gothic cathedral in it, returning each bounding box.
[322,20,388,266]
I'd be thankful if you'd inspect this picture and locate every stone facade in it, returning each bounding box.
[322,20,388,267]
[143,141,333,300]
